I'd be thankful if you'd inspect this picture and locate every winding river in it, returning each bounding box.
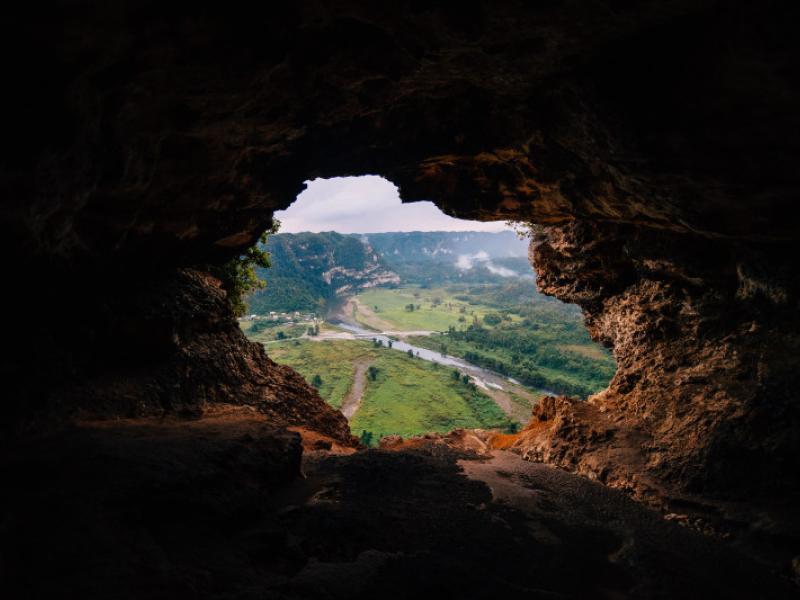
[330,321,556,397]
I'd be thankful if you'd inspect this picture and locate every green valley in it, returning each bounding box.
[267,339,513,444]
[241,229,616,443]
[351,282,616,398]
[350,286,512,332]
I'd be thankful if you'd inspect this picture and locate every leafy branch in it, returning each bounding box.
[213,219,280,317]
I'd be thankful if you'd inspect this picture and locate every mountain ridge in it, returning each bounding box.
[246,230,533,314]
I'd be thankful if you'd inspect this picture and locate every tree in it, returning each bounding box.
[367,366,379,381]
[276,331,286,340]
[311,374,323,388]
[407,349,414,358]
[212,219,281,316]
[440,343,448,356]
[360,430,374,446]
[483,312,503,326]
[452,369,461,381]
[387,340,393,349]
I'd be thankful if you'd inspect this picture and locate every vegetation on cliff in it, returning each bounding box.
[247,231,399,313]
[212,220,280,316]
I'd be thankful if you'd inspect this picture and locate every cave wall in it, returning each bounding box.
[519,222,800,502]
[2,1,799,500]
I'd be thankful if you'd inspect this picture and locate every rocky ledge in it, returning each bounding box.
[2,420,797,599]
[2,2,799,585]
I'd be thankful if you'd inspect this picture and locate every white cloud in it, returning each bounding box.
[456,250,520,278]
[455,251,490,270]
[275,176,509,234]
[486,264,518,277]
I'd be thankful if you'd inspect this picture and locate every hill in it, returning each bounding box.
[247,230,534,314]
[366,230,532,286]
[246,231,399,313]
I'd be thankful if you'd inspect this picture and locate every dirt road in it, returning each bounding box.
[340,360,371,420]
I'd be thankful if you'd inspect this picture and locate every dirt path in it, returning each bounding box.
[336,296,395,331]
[482,386,540,423]
[340,360,371,420]
[483,388,514,417]
[353,297,396,331]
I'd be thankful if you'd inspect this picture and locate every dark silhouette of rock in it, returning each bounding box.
[1,2,799,595]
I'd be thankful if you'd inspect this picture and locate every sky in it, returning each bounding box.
[274,176,509,233]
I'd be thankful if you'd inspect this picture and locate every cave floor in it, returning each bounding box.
[1,417,796,599]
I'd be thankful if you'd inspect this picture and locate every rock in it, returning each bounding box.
[3,0,799,530]
[379,435,405,449]
[520,221,800,504]
[3,268,355,446]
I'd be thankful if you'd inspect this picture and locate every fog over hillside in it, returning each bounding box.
[247,231,536,314]
[363,231,532,280]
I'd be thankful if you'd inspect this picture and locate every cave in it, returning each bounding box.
[2,2,799,598]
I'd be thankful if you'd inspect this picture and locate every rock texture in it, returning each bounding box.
[2,1,799,514]
[511,222,800,506]
[3,422,796,599]
[4,266,353,443]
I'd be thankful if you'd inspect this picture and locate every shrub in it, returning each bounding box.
[212,219,280,316]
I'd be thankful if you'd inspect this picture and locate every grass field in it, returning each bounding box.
[266,339,375,409]
[243,322,310,343]
[354,286,513,332]
[558,344,611,360]
[265,339,513,443]
[240,320,347,344]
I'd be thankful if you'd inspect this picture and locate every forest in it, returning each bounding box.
[408,284,615,398]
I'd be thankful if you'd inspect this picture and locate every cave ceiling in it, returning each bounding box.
[3,1,799,272]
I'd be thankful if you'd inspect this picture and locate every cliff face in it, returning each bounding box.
[3,2,799,507]
[5,266,354,443]
[514,222,800,504]
[248,232,400,313]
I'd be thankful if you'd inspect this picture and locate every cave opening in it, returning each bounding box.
[238,175,616,446]
[5,4,800,596]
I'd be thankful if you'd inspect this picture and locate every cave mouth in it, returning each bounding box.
[239,175,616,445]
[5,4,800,595]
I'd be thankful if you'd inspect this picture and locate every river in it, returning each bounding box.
[330,321,556,397]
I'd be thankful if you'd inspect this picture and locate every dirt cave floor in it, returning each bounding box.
[1,416,796,600]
